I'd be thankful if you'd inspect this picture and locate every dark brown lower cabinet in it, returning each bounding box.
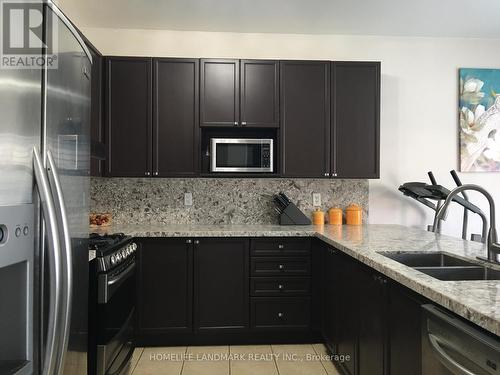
[357,270,388,375]
[388,284,423,375]
[322,246,425,375]
[135,236,426,369]
[136,238,193,338]
[194,238,249,332]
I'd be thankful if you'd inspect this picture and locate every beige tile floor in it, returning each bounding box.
[131,344,341,375]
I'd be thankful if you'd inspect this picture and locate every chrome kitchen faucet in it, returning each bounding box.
[434,184,500,265]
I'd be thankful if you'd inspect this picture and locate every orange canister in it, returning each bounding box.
[345,204,362,225]
[328,208,343,225]
[312,208,325,225]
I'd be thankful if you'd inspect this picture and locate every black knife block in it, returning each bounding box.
[279,203,311,225]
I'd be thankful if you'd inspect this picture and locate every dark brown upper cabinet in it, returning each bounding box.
[200,59,279,128]
[331,62,380,178]
[153,58,199,176]
[200,59,240,127]
[105,57,152,177]
[240,60,279,128]
[280,61,330,178]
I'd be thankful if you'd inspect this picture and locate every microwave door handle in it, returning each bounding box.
[428,333,475,375]
[46,151,73,375]
[33,147,63,375]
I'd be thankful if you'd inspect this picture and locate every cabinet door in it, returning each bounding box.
[332,62,380,178]
[137,238,193,336]
[153,58,199,176]
[280,61,330,177]
[335,252,358,375]
[388,284,422,375]
[194,238,249,332]
[200,59,239,127]
[89,45,104,177]
[357,270,388,375]
[105,57,152,176]
[322,248,338,354]
[240,60,279,128]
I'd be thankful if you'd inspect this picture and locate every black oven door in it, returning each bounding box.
[96,259,136,375]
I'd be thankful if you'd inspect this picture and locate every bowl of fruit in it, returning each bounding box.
[90,213,112,228]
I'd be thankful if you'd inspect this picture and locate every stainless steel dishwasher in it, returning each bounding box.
[422,304,500,374]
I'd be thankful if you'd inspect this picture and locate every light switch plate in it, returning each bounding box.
[312,193,321,207]
[184,192,193,206]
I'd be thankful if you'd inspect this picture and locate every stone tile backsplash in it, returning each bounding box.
[90,177,368,225]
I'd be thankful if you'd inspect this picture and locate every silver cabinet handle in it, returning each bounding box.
[428,334,475,375]
[154,172,159,176]
[277,312,284,318]
[278,244,284,249]
[186,239,192,244]
[194,240,200,245]
[241,121,247,126]
[324,172,330,177]
[278,264,284,270]
[145,172,151,176]
[234,121,238,126]
[33,147,62,375]
[46,151,73,375]
[278,284,284,290]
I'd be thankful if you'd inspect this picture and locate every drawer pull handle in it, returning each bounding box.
[277,312,284,319]
[278,284,284,290]
[278,244,284,249]
[278,264,284,270]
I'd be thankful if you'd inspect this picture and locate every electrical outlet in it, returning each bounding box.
[184,192,193,206]
[312,193,321,207]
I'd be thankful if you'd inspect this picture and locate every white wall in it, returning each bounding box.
[79,26,500,239]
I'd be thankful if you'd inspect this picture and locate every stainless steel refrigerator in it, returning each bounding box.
[0,1,92,374]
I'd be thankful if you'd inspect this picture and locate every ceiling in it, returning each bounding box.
[60,0,500,38]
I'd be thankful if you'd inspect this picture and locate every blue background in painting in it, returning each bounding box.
[459,68,500,109]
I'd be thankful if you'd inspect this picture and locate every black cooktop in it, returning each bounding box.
[89,233,129,256]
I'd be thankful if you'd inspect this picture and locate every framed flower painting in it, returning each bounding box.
[459,68,500,172]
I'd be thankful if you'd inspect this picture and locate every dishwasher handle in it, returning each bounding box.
[428,333,475,375]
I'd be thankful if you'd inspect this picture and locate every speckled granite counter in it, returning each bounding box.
[91,223,500,337]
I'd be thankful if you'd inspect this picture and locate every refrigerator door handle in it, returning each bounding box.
[44,0,93,64]
[46,151,73,375]
[33,147,62,375]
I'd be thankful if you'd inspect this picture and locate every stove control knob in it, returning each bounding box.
[131,243,137,252]
[110,255,116,265]
[116,253,122,262]
[121,249,127,258]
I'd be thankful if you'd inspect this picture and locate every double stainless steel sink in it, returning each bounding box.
[378,252,500,281]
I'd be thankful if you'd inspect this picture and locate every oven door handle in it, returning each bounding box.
[428,333,475,375]
[108,261,136,287]
[98,261,135,303]
[107,343,135,375]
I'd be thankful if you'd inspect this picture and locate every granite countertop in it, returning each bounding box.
[91,223,500,337]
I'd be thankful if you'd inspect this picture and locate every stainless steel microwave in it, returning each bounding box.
[210,138,273,172]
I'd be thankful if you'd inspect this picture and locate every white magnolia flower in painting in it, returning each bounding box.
[460,77,486,105]
[461,95,500,170]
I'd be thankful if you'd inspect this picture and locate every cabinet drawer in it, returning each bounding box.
[250,277,311,297]
[250,238,311,256]
[251,257,311,276]
[251,297,310,329]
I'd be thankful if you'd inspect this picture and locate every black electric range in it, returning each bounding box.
[88,233,137,375]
